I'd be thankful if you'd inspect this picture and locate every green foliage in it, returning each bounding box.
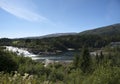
[83,65,120,84]
[73,54,80,68]
[48,70,64,82]
[0,44,120,83]
[0,72,41,84]
[0,38,12,46]
[80,47,92,73]
[0,49,17,72]
[95,51,105,65]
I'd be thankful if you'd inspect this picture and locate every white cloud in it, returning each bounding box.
[0,0,47,22]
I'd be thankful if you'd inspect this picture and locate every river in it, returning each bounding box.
[5,46,76,63]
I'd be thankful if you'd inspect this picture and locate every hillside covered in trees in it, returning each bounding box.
[0,23,120,54]
[80,23,120,36]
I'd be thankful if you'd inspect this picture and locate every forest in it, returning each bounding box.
[0,34,120,54]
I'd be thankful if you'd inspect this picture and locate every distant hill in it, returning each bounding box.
[20,23,120,39]
[79,23,120,36]
[23,33,78,39]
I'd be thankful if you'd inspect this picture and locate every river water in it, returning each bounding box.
[5,46,76,62]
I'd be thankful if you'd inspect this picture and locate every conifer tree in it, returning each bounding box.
[80,46,91,73]
[73,54,80,69]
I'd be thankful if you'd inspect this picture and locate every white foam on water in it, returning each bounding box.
[5,46,37,58]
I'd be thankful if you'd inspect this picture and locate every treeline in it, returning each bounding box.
[12,34,120,54]
[0,38,12,46]
[0,34,120,54]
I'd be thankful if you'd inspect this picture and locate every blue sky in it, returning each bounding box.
[0,0,120,38]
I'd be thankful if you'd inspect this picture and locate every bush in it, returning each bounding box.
[0,50,17,72]
[83,65,120,84]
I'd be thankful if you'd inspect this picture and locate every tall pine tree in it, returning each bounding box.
[80,46,91,73]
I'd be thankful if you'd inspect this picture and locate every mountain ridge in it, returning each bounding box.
[79,23,120,36]
[22,33,78,39]
[18,23,120,39]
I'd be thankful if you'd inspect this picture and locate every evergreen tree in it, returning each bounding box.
[73,54,80,69]
[80,46,91,73]
[99,51,104,64]
[95,53,100,64]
